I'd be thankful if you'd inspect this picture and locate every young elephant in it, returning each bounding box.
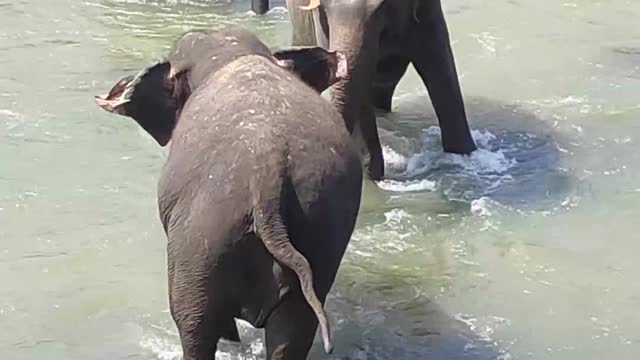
[95,28,361,359]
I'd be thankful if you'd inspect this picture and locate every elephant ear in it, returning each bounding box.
[272,47,348,93]
[95,61,190,146]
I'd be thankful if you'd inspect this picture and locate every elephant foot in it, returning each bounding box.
[365,154,385,181]
[441,132,478,155]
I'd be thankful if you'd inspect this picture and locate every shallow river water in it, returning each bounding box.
[1,0,640,359]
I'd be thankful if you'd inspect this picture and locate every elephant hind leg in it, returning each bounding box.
[174,314,221,360]
[264,291,319,360]
[169,262,238,360]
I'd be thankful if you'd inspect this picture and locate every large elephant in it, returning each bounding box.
[252,0,477,180]
[95,27,362,359]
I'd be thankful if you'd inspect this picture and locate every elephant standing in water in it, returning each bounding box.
[252,0,477,180]
[95,28,362,359]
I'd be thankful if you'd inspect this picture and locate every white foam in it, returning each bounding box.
[139,335,181,360]
[0,109,19,118]
[522,95,591,114]
[376,179,437,192]
[382,145,408,170]
[351,208,417,255]
[470,197,500,217]
[471,129,498,148]
[405,146,514,178]
[454,313,511,357]
[383,209,412,225]
[558,95,586,105]
[471,31,501,55]
[242,6,288,16]
[465,148,515,174]
[140,330,264,360]
[404,127,515,177]
[267,6,288,15]
[530,95,587,107]
[376,126,517,202]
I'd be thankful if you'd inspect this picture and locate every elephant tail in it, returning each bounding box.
[250,171,333,354]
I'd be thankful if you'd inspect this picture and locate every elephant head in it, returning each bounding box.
[298,0,422,126]
[287,0,477,179]
[291,0,401,179]
[95,28,347,146]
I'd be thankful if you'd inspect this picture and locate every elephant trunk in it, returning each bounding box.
[329,16,382,161]
[251,0,269,15]
[328,53,361,134]
[327,19,380,134]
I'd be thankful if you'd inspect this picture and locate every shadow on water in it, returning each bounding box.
[140,282,507,359]
[209,287,507,360]
[308,273,507,360]
[370,95,578,214]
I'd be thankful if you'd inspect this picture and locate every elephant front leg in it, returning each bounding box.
[371,84,395,113]
[371,55,411,113]
[359,105,385,180]
[410,1,477,155]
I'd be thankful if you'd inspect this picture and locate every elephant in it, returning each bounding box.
[252,0,270,14]
[251,0,478,180]
[95,27,362,359]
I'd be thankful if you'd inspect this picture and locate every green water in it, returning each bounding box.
[1,0,639,359]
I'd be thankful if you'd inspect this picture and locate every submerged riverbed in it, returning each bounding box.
[1,0,639,359]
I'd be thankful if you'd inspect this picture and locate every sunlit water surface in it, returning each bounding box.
[1,0,639,359]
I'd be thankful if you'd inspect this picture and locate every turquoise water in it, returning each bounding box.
[1,0,639,359]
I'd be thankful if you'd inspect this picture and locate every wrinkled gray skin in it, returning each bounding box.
[258,0,478,180]
[95,28,362,359]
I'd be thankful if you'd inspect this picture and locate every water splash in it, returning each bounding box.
[376,127,517,201]
[470,197,502,217]
[454,314,513,360]
[405,127,516,178]
[139,319,265,360]
[382,145,409,172]
[139,335,181,360]
[351,208,418,257]
[376,179,437,193]
[375,124,571,211]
